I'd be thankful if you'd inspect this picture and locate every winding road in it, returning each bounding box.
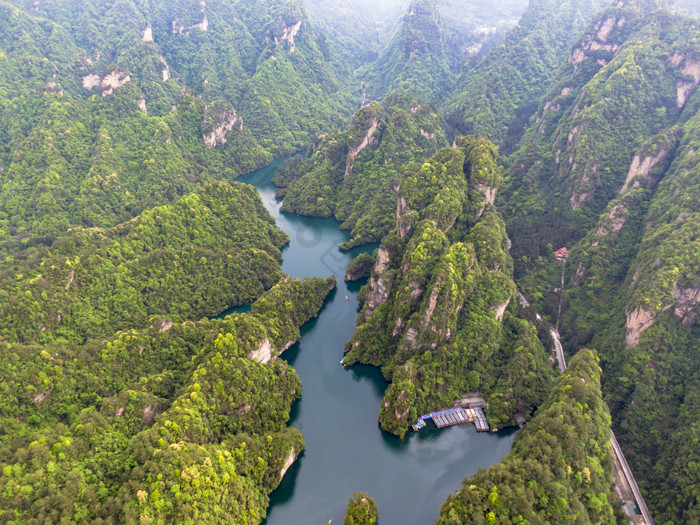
[547,325,654,525]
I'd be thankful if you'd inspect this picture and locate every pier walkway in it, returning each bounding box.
[413,405,490,433]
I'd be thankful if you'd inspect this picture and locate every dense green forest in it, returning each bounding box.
[277,95,447,248]
[343,138,552,436]
[492,3,700,521]
[0,181,288,344]
[344,492,379,525]
[0,276,334,523]
[0,0,358,255]
[2,0,700,522]
[437,350,620,524]
[442,0,607,150]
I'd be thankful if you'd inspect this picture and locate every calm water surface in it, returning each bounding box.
[235,159,516,525]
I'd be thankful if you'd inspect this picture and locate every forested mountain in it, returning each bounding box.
[490,1,700,521]
[343,138,552,436]
[363,0,454,103]
[2,0,700,522]
[0,276,335,523]
[277,95,447,248]
[442,0,607,149]
[0,0,357,255]
[0,182,288,344]
[437,350,620,524]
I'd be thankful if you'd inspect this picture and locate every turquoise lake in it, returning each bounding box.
[236,159,516,525]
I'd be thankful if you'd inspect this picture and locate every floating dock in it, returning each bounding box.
[412,406,490,432]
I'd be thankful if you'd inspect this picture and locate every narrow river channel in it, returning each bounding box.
[235,159,516,525]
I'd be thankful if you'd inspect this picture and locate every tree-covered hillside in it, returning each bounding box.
[0,0,357,256]
[0,181,288,345]
[362,0,454,103]
[343,138,552,437]
[437,350,619,525]
[0,276,335,524]
[488,2,700,521]
[277,94,447,248]
[442,0,607,150]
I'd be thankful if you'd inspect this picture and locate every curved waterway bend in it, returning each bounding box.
[236,159,516,525]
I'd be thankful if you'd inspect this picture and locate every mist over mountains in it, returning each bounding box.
[0,0,698,523]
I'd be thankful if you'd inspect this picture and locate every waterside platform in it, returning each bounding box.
[412,406,490,432]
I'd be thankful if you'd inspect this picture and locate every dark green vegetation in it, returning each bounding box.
[442,0,607,150]
[277,95,447,249]
[362,0,454,103]
[493,3,700,521]
[343,138,552,437]
[0,276,334,523]
[0,0,357,255]
[344,492,379,525]
[437,350,619,525]
[2,0,700,522]
[0,182,288,344]
[345,253,375,282]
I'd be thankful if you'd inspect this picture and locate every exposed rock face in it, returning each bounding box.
[159,56,171,82]
[81,74,101,89]
[275,21,302,53]
[173,1,208,36]
[625,306,656,348]
[82,71,131,96]
[596,204,628,238]
[492,298,511,322]
[138,98,147,113]
[374,248,391,275]
[249,338,275,364]
[672,285,700,327]
[568,14,622,70]
[33,390,51,403]
[673,54,700,109]
[345,117,380,178]
[203,106,243,148]
[280,448,298,480]
[365,248,392,313]
[474,182,498,218]
[420,128,435,140]
[142,24,153,42]
[65,270,75,291]
[622,148,670,193]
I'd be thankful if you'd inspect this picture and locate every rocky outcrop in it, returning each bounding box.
[345,117,380,178]
[625,306,656,348]
[672,285,700,327]
[142,24,153,42]
[595,204,628,238]
[82,71,131,97]
[621,148,671,193]
[365,248,392,313]
[568,14,624,70]
[275,21,302,53]
[159,56,171,82]
[249,339,275,364]
[203,106,243,148]
[172,1,208,36]
[474,182,498,218]
[671,53,700,109]
[280,448,298,480]
[492,298,511,322]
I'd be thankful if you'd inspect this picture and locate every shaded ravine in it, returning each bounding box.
[236,159,516,525]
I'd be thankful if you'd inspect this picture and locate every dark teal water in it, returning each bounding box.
[236,160,516,525]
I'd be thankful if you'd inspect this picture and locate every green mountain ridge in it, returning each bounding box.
[343,137,552,437]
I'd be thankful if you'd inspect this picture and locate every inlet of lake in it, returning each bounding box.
[233,159,516,525]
